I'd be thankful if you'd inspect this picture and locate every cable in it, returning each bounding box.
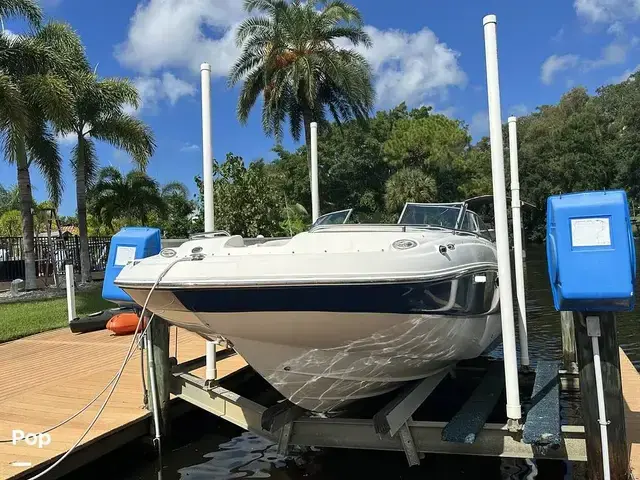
[22,256,190,480]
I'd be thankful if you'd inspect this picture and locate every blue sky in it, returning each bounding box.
[2,0,639,215]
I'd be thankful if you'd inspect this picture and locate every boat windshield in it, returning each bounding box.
[310,203,492,239]
[398,203,463,228]
[398,203,492,239]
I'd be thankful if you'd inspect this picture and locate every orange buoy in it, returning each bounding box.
[106,312,145,336]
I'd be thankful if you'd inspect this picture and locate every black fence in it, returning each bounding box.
[0,236,111,282]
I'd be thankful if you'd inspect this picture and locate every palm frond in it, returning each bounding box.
[21,73,74,126]
[161,181,189,199]
[27,121,63,205]
[0,0,42,28]
[0,72,28,134]
[34,22,89,72]
[89,113,155,170]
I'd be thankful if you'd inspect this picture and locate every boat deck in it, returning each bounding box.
[0,327,246,480]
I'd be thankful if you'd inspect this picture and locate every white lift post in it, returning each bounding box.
[200,62,217,383]
[310,122,320,223]
[508,116,530,368]
[482,15,522,426]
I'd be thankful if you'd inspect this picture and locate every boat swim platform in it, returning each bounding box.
[1,328,639,480]
[0,327,246,480]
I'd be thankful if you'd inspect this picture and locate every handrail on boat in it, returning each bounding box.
[189,230,231,239]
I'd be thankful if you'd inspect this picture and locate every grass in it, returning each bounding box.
[0,287,115,343]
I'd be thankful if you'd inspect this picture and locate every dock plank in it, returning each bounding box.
[619,348,640,479]
[0,327,246,480]
[523,361,561,446]
[441,361,504,444]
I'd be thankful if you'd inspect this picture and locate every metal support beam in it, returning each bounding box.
[171,371,275,441]
[398,422,421,466]
[289,418,587,461]
[374,368,449,436]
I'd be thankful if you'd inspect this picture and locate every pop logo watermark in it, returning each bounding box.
[12,430,51,448]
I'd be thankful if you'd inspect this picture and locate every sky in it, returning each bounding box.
[2,0,640,215]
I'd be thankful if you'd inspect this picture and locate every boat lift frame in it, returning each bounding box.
[168,353,587,467]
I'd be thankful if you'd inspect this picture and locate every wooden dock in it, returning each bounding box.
[0,327,246,480]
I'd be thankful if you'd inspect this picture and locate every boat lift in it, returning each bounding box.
[169,352,586,466]
[162,12,584,470]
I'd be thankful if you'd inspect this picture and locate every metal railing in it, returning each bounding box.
[0,236,111,282]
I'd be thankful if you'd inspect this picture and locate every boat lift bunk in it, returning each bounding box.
[169,351,587,467]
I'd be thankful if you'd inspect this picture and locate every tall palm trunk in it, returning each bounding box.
[16,139,37,290]
[76,134,92,283]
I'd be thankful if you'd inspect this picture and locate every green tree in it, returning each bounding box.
[160,182,195,238]
[383,114,470,203]
[384,168,437,214]
[56,67,155,283]
[195,154,284,237]
[0,209,22,236]
[0,184,19,215]
[1,16,81,289]
[89,167,166,229]
[229,0,375,174]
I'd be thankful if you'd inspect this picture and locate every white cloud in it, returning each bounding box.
[552,27,565,43]
[115,0,244,76]
[574,0,640,23]
[541,54,580,85]
[350,26,466,107]
[607,21,625,36]
[180,143,200,152]
[584,42,628,69]
[117,2,466,109]
[56,132,76,146]
[509,104,529,117]
[129,72,195,114]
[469,111,489,139]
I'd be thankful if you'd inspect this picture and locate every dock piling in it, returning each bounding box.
[574,312,630,480]
[147,314,171,439]
[561,311,579,374]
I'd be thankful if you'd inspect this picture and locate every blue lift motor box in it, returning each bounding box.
[546,190,636,312]
[102,227,161,305]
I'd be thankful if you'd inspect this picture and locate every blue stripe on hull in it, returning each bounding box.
[173,271,498,315]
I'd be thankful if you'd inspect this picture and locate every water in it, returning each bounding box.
[68,246,638,480]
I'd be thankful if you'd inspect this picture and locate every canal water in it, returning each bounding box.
[69,245,638,479]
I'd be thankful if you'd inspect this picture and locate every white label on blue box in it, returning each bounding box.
[114,246,136,266]
[570,217,611,247]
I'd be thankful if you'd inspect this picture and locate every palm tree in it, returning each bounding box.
[229,0,375,169]
[89,167,166,229]
[56,71,155,283]
[0,184,19,214]
[1,15,81,289]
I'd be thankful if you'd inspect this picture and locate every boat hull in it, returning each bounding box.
[124,274,501,413]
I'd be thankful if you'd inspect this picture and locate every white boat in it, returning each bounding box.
[115,200,502,413]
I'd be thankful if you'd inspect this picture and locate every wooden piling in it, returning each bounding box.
[561,311,578,374]
[574,312,630,480]
[147,314,171,436]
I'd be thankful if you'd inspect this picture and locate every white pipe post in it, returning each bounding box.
[587,316,611,480]
[65,264,76,323]
[508,116,530,368]
[200,62,217,383]
[310,122,320,223]
[483,15,522,425]
[200,63,215,232]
